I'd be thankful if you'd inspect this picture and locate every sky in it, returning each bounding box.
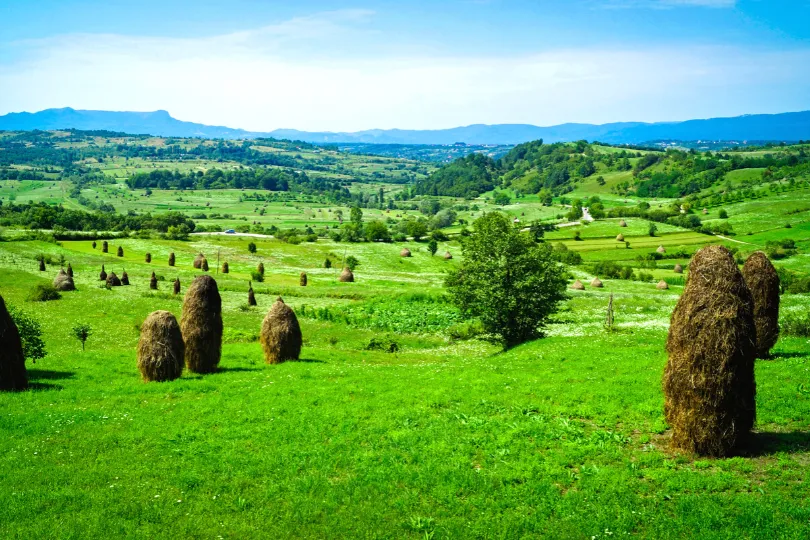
[0,0,809,131]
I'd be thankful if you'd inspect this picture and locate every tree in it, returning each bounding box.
[427,239,438,256]
[72,323,92,351]
[247,242,257,253]
[350,206,363,225]
[718,209,728,219]
[648,223,658,237]
[445,212,567,350]
[365,220,391,242]
[378,187,385,209]
[8,305,46,363]
[493,191,511,206]
[345,255,359,270]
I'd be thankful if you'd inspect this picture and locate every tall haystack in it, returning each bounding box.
[38,259,46,272]
[0,294,28,391]
[102,240,108,253]
[193,253,205,269]
[674,264,683,274]
[248,283,257,306]
[619,220,627,227]
[657,246,666,254]
[173,278,181,295]
[67,263,73,277]
[137,310,184,382]
[444,251,453,260]
[257,262,265,276]
[221,262,229,274]
[181,275,223,374]
[616,234,624,242]
[92,241,97,249]
[53,269,75,291]
[300,272,307,286]
[121,270,130,286]
[168,252,176,267]
[656,280,669,290]
[571,280,585,290]
[117,246,124,257]
[106,272,122,287]
[99,265,107,281]
[339,267,354,283]
[400,248,411,257]
[590,277,603,288]
[201,258,209,272]
[150,272,158,290]
[742,251,780,358]
[145,252,152,263]
[663,245,756,457]
[260,297,302,364]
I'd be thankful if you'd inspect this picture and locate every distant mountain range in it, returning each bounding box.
[1,107,809,145]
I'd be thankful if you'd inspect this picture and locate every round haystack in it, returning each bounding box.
[619,220,627,227]
[742,251,780,358]
[260,297,302,364]
[92,241,97,249]
[168,252,176,267]
[657,246,666,254]
[173,278,181,295]
[300,272,307,287]
[0,294,28,391]
[193,253,205,269]
[145,252,152,263]
[702,208,708,215]
[181,275,223,374]
[53,269,75,291]
[674,264,683,274]
[201,258,209,272]
[67,263,73,277]
[444,251,453,260]
[401,248,412,257]
[117,246,124,257]
[656,280,669,290]
[257,262,265,276]
[38,259,46,272]
[590,277,603,288]
[137,310,184,382]
[106,272,122,287]
[121,270,130,286]
[99,265,107,281]
[102,241,108,253]
[339,267,354,283]
[616,234,624,242]
[221,262,229,274]
[571,280,585,290]
[663,245,756,457]
[150,272,158,290]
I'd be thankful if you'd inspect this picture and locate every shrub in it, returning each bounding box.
[781,313,810,337]
[7,304,46,364]
[345,255,359,270]
[251,271,264,282]
[71,323,92,351]
[28,283,61,302]
[365,337,399,353]
[0,296,28,391]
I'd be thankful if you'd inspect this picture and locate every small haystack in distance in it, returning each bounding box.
[150,272,158,290]
[444,251,453,260]
[181,275,223,374]
[339,267,354,283]
[248,282,257,306]
[121,270,130,286]
[145,252,152,263]
[257,262,265,276]
[67,263,73,277]
[117,246,124,257]
[616,234,624,242]
[674,264,683,274]
[323,258,332,269]
[99,265,107,281]
[0,294,28,391]
[260,297,302,364]
[657,245,666,254]
[92,241,97,249]
[137,310,184,382]
[619,220,627,227]
[173,278,181,295]
[656,280,669,290]
[571,280,585,290]
[106,272,122,287]
[201,258,209,272]
[300,272,307,286]
[400,248,411,257]
[193,253,205,269]
[38,259,46,272]
[102,240,108,253]
[742,251,780,358]
[221,262,229,274]
[590,277,604,288]
[663,245,756,457]
[53,269,75,291]
[168,252,176,267]
[702,208,708,215]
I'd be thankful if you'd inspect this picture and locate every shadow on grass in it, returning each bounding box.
[28,369,75,381]
[28,381,64,391]
[738,431,810,457]
[289,358,326,364]
[216,366,263,373]
[769,352,808,360]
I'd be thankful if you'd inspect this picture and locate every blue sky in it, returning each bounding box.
[1,0,808,131]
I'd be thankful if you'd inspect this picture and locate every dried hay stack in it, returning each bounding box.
[201,259,209,272]
[137,310,184,382]
[616,234,624,242]
[663,245,756,457]
[300,272,307,287]
[102,240,108,253]
[92,241,97,249]
[67,263,73,277]
[53,269,75,291]
[619,220,627,227]
[257,262,265,276]
[145,252,152,263]
[221,262,229,274]
[656,280,669,290]
[400,248,411,257]
[674,264,683,274]
[173,278,181,295]
[444,251,453,260]
[150,272,158,290]
[260,297,302,364]
[742,251,780,358]
[0,294,28,391]
[248,283,257,306]
[181,275,223,374]
[339,267,354,283]
[99,265,107,281]
[38,259,46,272]
[106,272,122,287]
[590,277,603,288]
[121,270,130,285]
[571,280,585,290]
[168,252,176,267]
[117,246,124,257]
[657,246,666,254]
[193,253,205,269]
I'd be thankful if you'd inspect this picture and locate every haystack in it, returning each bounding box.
[260,297,302,364]
[137,310,184,382]
[38,259,46,272]
[201,259,209,272]
[67,263,73,277]
[401,248,411,257]
[571,280,585,290]
[300,272,307,287]
[92,241,97,249]
[117,246,124,257]
[102,240,108,253]
[257,262,265,276]
[173,278,181,295]
[145,252,152,263]
[181,275,223,374]
[657,246,666,254]
[221,262,229,274]
[0,294,28,391]
[106,272,122,287]
[590,277,603,288]
[742,251,780,358]
[99,265,107,281]
[702,208,708,215]
[323,258,332,269]
[616,234,624,242]
[619,220,627,227]
[656,280,669,290]
[663,245,756,457]
[339,267,354,283]
[168,252,176,267]
[150,272,158,290]
[193,253,205,269]
[444,251,453,260]
[121,270,130,286]
[53,269,75,291]
[248,283,257,306]
[674,264,683,274]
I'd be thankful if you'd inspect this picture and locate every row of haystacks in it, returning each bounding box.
[570,278,670,290]
[401,247,453,259]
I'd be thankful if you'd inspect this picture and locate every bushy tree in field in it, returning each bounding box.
[365,220,391,242]
[8,305,46,363]
[247,242,257,253]
[445,212,567,350]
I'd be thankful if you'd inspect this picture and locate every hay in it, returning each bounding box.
[656,280,669,290]
[260,297,302,364]
[137,310,184,382]
[444,251,453,260]
[674,264,683,274]
[99,265,107,281]
[106,272,122,287]
[248,283,257,306]
[117,246,124,257]
[150,272,158,290]
[619,220,627,227]
[742,251,780,358]
[257,262,265,276]
[92,241,97,249]
[339,267,354,283]
[323,258,332,269]
[121,270,130,286]
[0,294,28,391]
[201,259,209,272]
[38,259,46,272]
[616,234,624,242]
[657,246,666,254]
[590,277,603,288]
[300,272,307,287]
[145,252,151,263]
[67,263,73,277]
[102,240,108,253]
[168,252,175,267]
[400,248,411,257]
[571,280,585,290]
[181,275,223,374]
[53,269,75,291]
[173,278,181,295]
[221,262,229,274]
[663,245,756,457]
[193,253,205,269]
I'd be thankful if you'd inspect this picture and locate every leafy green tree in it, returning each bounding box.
[72,323,92,351]
[247,242,257,253]
[350,206,363,225]
[427,239,438,256]
[445,212,567,350]
[8,305,46,363]
[365,220,391,242]
[493,191,511,206]
[718,209,728,219]
[399,218,428,241]
[648,223,658,237]
[345,255,359,270]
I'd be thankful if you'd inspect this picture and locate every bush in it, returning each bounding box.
[7,305,46,362]
[345,255,359,270]
[28,283,61,302]
[365,337,399,353]
[782,313,810,337]
[251,271,264,282]
[247,242,257,253]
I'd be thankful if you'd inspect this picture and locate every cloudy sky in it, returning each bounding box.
[1,0,808,131]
